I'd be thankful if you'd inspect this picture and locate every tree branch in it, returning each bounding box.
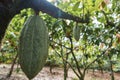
[14,0,88,23]
[50,45,81,78]
[69,37,83,76]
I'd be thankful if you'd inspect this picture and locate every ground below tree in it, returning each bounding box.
[0,64,120,80]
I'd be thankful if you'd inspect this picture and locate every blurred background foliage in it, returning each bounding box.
[0,0,120,75]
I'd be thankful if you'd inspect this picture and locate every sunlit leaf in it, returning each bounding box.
[72,1,80,11]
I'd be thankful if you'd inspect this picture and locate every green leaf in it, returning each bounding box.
[72,1,80,11]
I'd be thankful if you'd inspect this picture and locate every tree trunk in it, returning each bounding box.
[0,3,12,44]
[108,55,114,80]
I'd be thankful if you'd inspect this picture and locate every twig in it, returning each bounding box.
[101,10,115,27]
[6,53,18,78]
[50,39,71,50]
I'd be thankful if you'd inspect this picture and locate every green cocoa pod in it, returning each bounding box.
[18,15,48,79]
[73,26,80,41]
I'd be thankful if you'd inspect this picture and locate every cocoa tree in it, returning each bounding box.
[0,0,89,45]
